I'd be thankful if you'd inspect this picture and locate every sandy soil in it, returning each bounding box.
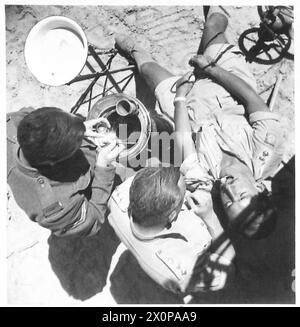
[6,5,295,305]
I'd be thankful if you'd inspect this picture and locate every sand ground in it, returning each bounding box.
[6,5,295,305]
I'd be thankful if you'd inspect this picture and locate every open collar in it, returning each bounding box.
[129,216,188,242]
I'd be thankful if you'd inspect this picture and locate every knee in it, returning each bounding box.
[205,12,228,31]
[139,61,159,78]
[139,62,153,75]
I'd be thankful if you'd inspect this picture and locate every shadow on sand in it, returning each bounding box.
[109,250,184,304]
[48,219,120,301]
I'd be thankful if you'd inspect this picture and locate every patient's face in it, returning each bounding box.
[220,174,260,223]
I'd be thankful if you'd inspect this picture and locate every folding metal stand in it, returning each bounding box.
[67,43,136,114]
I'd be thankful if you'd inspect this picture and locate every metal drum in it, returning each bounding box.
[87,94,174,161]
[87,94,152,160]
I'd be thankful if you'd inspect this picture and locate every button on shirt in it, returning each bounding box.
[181,110,285,182]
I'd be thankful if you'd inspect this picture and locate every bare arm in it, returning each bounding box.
[189,55,269,115]
[187,192,235,263]
[174,73,197,161]
[186,192,235,292]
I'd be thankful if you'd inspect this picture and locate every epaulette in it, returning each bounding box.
[34,176,64,218]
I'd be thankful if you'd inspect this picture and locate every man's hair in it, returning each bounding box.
[128,166,184,228]
[236,190,277,240]
[17,107,85,168]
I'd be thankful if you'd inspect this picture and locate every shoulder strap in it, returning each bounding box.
[34,176,64,218]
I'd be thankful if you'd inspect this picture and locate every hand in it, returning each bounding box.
[92,131,118,148]
[96,139,125,167]
[185,189,213,219]
[84,117,119,147]
[175,72,195,97]
[189,54,212,70]
[189,55,215,78]
[84,117,111,138]
[184,165,214,193]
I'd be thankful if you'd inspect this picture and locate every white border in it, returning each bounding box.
[0,0,298,307]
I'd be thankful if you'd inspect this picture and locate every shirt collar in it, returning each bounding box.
[129,216,187,242]
[15,147,40,178]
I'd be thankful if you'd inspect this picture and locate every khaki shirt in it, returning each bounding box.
[185,44,257,131]
[154,43,258,133]
[181,110,285,182]
[108,176,233,294]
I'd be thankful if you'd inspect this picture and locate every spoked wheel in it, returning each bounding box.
[257,5,294,60]
[238,27,291,65]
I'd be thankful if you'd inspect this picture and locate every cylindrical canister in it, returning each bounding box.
[115,99,139,116]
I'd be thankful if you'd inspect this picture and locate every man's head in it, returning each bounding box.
[220,173,277,239]
[17,107,85,168]
[128,166,186,229]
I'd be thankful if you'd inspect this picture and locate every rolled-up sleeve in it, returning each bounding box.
[87,165,116,224]
[249,111,283,147]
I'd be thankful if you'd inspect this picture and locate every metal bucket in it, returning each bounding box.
[24,16,88,86]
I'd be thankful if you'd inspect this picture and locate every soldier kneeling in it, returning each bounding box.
[7,107,124,237]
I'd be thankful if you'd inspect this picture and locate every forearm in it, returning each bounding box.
[63,165,116,237]
[88,165,116,221]
[174,100,197,160]
[205,64,269,115]
[204,212,235,262]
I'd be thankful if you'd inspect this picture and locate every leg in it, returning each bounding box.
[138,62,174,94]
[197,11,229,54]
[132,9,229,92]
[115,34,182,123]
[203,5,210,21]
[115,34,175,93]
